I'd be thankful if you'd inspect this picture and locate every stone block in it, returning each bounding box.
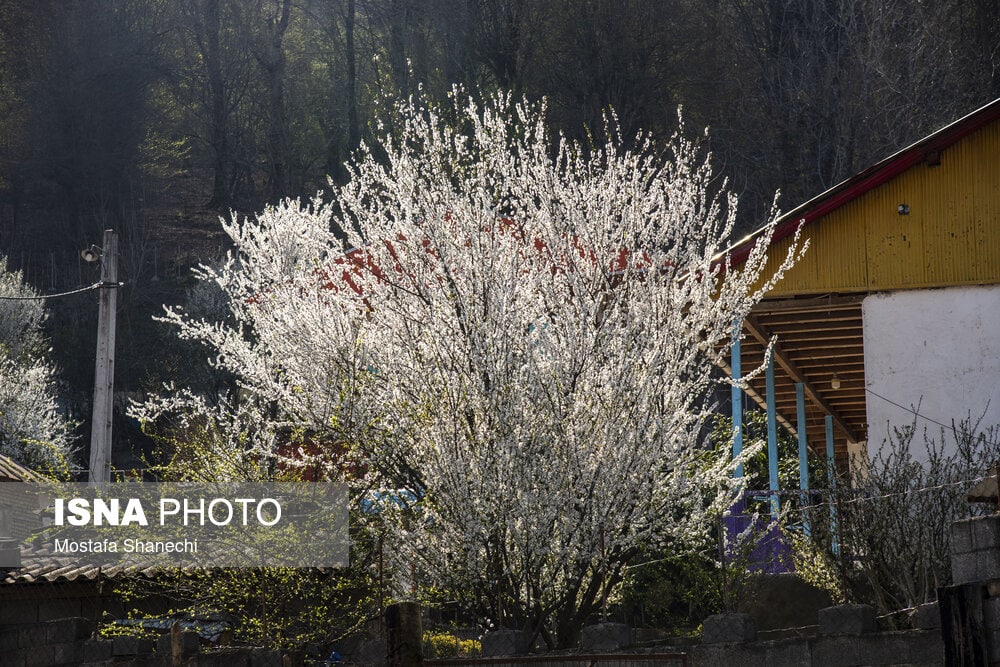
[810,635,865,667]
[761,640,812,667]
[156,629,201,658]
[83,638,114,662]
[856,631,933,666]
[953,550,981,585]
[353,638,386,665]
[0,628,19,652]
[702,613,757,644]
[481,628,531,656]
[690,642,767,667]
[981,548,1000,582]
[911,601,941,630]
[904,629,947,665]
[46,617,93,643]
[817,604,876,636]
[0,600,37,626]
[51,641,83,664]
[0,649,25,667]
[249,648,285,666]
[23,645,55,667]
[17,623,49,649]
[953,519,975,555]
[580,622,631,651]
[814,631,943,667]
[112,635,155,656]
[198,647,254,666]
[971,515,1000,551]
[36,598,82,622]
[956,547,1000,585]
[692,639,809,667]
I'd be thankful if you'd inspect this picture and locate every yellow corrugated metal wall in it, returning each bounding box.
[762,120,1000,297]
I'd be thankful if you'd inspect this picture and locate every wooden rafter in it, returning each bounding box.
[742,315,861,443]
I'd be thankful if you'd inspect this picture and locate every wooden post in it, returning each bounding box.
[766,353,780,517]
[731,320,744,479]
[796,382,810,535]
[88,230,118,485]
[825,415,840,558]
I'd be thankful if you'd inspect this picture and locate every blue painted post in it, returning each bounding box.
[796,382,810,536]
[826,415,839,556]
[766,353,779,517]
[731,321,743,479]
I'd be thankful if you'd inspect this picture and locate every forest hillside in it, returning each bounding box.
[0,0,997,469]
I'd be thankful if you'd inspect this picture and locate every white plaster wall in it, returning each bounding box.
[863,285,1000,460]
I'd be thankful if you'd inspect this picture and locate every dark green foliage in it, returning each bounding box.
[619,547,720,633]
[710,409,829,494]
[109,545,379,649]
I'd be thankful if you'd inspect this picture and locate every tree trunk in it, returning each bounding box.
[346,0,359,150]
[260,0,292,200]
[203,0,231,210]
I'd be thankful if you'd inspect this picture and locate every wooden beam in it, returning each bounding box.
[743,315,861,443]
[789,351,865,362]
[752,293,865,315]
[777,330,864,343]
[795,360,866,370]
[765,323,862,335]
[762,312,862,326]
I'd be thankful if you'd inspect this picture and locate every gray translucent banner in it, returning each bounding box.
[0,482,348,568]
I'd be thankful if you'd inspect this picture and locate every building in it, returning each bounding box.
[725,97,1000,482]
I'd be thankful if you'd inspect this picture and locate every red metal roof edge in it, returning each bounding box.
[722,96,1000,267]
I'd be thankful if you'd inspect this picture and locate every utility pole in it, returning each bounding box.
[88,229,118,485]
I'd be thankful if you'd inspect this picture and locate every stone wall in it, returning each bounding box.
[940,513,1000,665]
[0,617,306,667]
[434,604,944,667]
[690,606,943,667]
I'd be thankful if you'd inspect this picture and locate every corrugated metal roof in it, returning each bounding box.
[723,96,1000,270]
[0,456,47,483]
[2,546,162,585]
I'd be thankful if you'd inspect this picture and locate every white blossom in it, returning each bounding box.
[136,91,804,646]
[0,257,76,478]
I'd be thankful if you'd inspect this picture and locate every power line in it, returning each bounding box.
[0,281,123,301]
[739,473,993,519]
[864,386,1000,449]
[833,473,990,508]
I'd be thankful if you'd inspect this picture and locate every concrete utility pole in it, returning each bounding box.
[88,229,118,485]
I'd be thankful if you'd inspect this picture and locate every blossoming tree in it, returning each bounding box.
[0,257,76,478]
[137,92,803,647]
